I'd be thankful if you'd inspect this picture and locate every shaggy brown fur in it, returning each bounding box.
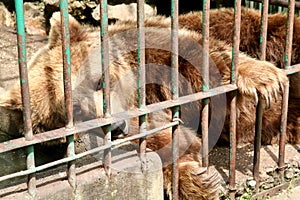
[178,8,300,98]
[178,8,300,144]
[114,9,300,145]
[0,13,288,199]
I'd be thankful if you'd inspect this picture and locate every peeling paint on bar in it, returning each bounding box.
[100,0,112,177]
[171,0,179,198]
[284,63,300,75]
[201,0,210,171]
[229,1,241,198]
[284,0,295,68]
[14,0,36,196]
[137,0,147,173]
[253,0,269,190]
[0,84,238,155]
[0,121,179,183]
[59,0,76,188]
[2,1,297,198]
[279,0,295,179]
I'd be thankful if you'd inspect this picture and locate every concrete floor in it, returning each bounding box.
[269,186,300,200]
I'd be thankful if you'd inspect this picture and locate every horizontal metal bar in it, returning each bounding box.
[112,121,179,148]
[251,177,300,199]
[0,84,237,153]
[251,0,300,9]
[283,63,300,75]
[0,121,179,182]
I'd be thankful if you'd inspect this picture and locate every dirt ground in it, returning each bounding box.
[0,25,299,199]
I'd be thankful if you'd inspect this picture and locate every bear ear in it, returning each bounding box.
[48,12,88,49]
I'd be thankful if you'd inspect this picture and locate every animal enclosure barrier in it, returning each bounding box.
[0,0,300,199]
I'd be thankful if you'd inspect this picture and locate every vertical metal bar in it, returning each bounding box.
[253,99,263,188]
[137,0,147,172]
[201,0,210,169]
[260,0,269,61]
[259,2,263,11]
[250,1,254,8]
[253,0,269,189]
[245,0,249,8]
[270,4,273,13]
[279,82,289,178]
[284,0,295,69]
[279,0,295,179]
[229,0,241,199]
[14,0,36,196]
[59,0,76,188]
[100,0,112,176]
[171,0,179,199]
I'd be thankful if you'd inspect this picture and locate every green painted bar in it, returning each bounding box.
[253,0,268,189]
[171,0,180,198]
[229,1,241,198]
[14,0,36,196]
[59,0,76,188]
[279,0,295,179]
[137,0,147,172]
[100,0,112,176]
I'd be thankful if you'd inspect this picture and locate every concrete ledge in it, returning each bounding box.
[0,143,163,200]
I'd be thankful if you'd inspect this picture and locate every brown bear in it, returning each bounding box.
[178,7,300,99]
[115,8,300,145]
[178,8,300,144]
[0,12,288,199]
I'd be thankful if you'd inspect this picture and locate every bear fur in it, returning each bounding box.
[178,8,300,143]
[0,12,289,199]
[178,7,300,99]
[115,8,300,145]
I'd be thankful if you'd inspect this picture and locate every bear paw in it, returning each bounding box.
[237,58,288,107]
[179,164,221,200]
[164,161,221,200]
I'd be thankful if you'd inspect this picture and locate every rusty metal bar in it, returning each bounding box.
[251,176,300,199]
[0,84,238,154]
[100,0,112,176]
[201,0,210,169]
[253,99,263,188]
[252,0,300,9]
[278,82,289,178]
[14,0,36,196]
[284,0,295,68]
[0,120,180,183]
[59,0,76,188]
[253,0,269,190]
[137,0,147,172]
[229,0,241,198]
[279,0,295,179]
[283,63,300,75]
[259,0,269,61]
[171,0,179,198]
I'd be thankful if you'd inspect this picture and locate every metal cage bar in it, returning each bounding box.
[2,0,299,198]
[14,0,36,196]
[279,0,295,178]
[137,0,147,172]
[252,0,300,9]
[59,0,76,188]
[229,0,241,198]
[0,84,237,154]
[100,0,112,176]
[171,0,180,198]
[201,0,210,169]
[253,0,269,189]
